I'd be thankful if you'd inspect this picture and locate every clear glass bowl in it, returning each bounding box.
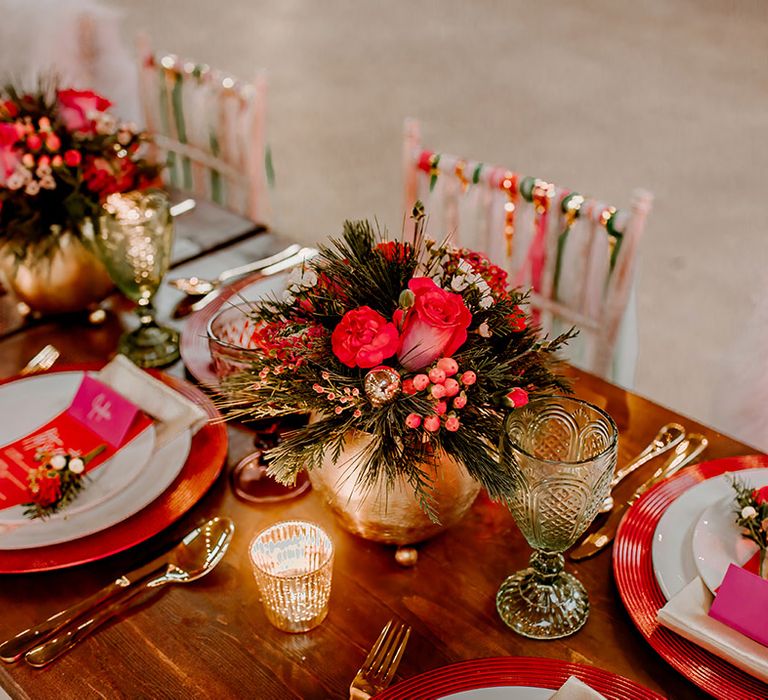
[206,302,261,379]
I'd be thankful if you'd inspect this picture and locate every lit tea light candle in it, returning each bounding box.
[249,520,334,633]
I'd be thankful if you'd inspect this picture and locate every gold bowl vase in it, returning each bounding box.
[308,430,481,545]
[1,229,113,314]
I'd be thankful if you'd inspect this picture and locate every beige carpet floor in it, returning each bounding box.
[58,1,768,439]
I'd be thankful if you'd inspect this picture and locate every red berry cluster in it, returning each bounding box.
[403,357,476,434]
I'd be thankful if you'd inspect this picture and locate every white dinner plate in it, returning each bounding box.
[0,372,156,526]
[0,372,192,550]
[0,428,190,550]
[692,471,768,593]
[442,688,552,699]
[651,467,768,599]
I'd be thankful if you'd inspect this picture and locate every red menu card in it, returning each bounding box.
[0,375,152,510]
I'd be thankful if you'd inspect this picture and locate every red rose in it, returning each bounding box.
[2,100,18,118]
[395,277,472,371]
[32,473,62,507]
[753,485,768,506]
[508,306,527,332]
[0,123,21,185]
[331,306,399,368]
[377,241,411,263]
[83,156,138,196]
[57,89,111,133]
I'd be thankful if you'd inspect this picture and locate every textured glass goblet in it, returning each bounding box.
[97,190,179,368]
[497,396,617,639]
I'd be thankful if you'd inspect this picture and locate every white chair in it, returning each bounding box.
[403,118,653,387]
[136,35,270,225]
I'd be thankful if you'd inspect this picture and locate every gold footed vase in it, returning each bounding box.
[0,229,113,315]
[308,430,481,547]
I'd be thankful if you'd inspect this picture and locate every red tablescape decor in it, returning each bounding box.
[0,375,152,519]
[331,306,400,369]
[0,82,160,262]
[215,204,573,516]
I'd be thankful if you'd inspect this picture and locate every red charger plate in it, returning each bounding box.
[0,364,228,573]
[613,454,768,700]
[180,271,279,387]
[375,656,663,700]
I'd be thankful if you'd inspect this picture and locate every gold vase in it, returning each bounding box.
[308,430,481,545]
[0,227,113,314]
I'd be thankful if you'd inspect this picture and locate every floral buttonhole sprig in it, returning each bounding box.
[731,479,768,579]
[22,444,106,520]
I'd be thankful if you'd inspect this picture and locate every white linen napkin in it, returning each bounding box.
[549,676,606,700]
[97,355,208,447]
[656,576,768,682]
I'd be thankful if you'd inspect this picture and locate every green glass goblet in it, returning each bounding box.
[97,190,179,368]
[497,396,617,639]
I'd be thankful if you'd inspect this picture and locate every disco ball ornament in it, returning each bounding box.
[364,366,402,406]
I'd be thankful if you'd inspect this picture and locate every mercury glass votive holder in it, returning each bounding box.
[249,520,334,633]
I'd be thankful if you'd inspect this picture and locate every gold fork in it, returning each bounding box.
[350,620,411,700]
[19,345,60,376]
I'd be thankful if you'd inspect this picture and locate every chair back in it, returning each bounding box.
[403,118,652,385]
[136,34,269,224]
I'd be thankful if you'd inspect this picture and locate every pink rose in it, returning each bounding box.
[395,278,472,371]
[331,306,400,368]
[0,123,21,185]
[57,89,111,133]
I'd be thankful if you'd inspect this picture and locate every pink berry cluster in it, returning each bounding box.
[403,357,476,434]
[312,371,363,417]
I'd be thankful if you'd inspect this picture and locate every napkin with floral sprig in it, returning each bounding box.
[657,480,768,682]
[0,356,207,518]
[657,576,768,682]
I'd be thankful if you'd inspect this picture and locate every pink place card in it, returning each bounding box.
[67,375,140,448]
[709,563,768,647]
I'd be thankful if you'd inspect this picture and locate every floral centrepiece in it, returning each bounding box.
[0,82,160,262]
[218,206,573,518]
[22,445,106,520]
[731,479,768,579]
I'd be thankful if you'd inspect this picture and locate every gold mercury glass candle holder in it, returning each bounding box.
[249,520,334,633]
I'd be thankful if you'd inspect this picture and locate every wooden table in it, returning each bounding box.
[0,231,755,700]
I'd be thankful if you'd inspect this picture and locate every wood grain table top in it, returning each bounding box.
[0,230,756,700]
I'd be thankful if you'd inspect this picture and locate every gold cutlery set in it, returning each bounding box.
[0,518,234,668]
[570,424,708,561]
[169,244,318,319]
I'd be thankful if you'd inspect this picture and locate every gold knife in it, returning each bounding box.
[568,433,708,561]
